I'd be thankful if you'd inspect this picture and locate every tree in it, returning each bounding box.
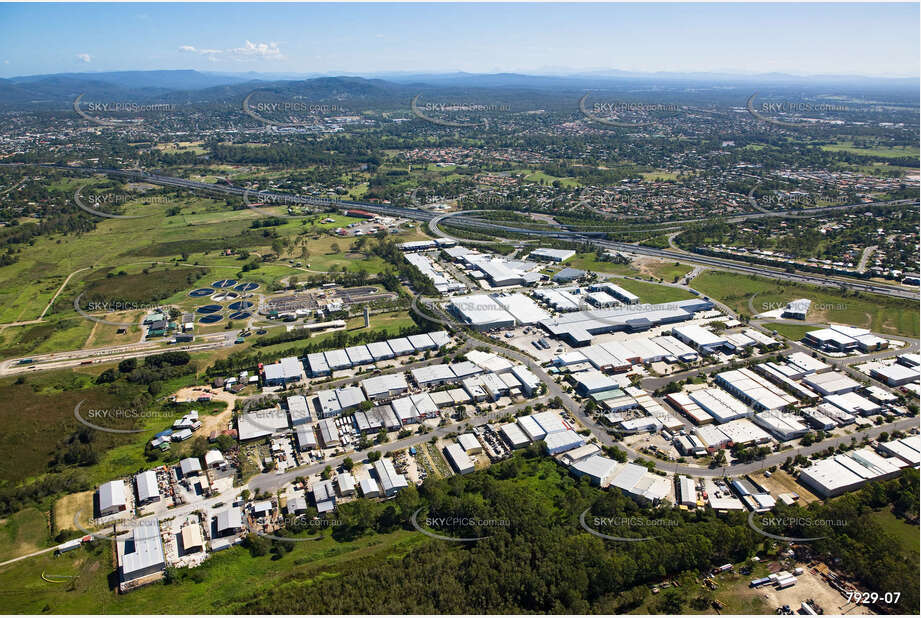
[342,457,354,471]
[321,465,332,480]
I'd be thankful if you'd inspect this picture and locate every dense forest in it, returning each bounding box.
[232,454,919,614]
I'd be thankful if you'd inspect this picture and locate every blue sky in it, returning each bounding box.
[0,2,918,78]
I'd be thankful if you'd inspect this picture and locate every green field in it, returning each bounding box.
[0,526,426,614]
[869,508,920,553]
[646,261,693,282]
[820,141,920,160]
[693,271,920,337]
[615,278,698,304]
[760,322,816,342]
[563,253,639,276]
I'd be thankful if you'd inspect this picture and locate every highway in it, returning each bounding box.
[3,162,917,300]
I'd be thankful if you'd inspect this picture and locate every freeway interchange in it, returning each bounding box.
[11,162,913,301]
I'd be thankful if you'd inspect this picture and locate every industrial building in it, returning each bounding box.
[317,418,340,447]
[823,392,882,416]
[570,454,618,487]
[689,388,753,423]
[590,282,640,305]
[98,480,128,516]
[448,295,516,330]
[492,293,551,325]
[538,298,714,346]
[528,248,575,262]
[671,324,730,354]
[500,422,530,448]
[117,519,165,587]
[294,426,317,451]
[237,407,290,441]
[666,391,714,425]
[677,476,697,507]
[445,443,475,474]
[753,411,809,441]
[263,357,303,385]
[345,345,374,366]
[287,395,312,426]
[544,429,586,454]
[135,470,160,505]
[715,367,799,412]
[373,458,409,496]
[315,386,367,418]
[877,436,921,467]
[870,362,921,387]
[802,371,860,396]
[359,477,381,498]
[361,373,409,400]
[215,508,244,536]
[610,463,671,504]
[798,448,907,497]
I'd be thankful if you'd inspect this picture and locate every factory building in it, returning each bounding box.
[135,470,160,506]
[445,443,475,474]
[98,480,128,517]
[287,395,312,426]
[448,295,517,330]
[374,458,409,496]
[361,373,409,401]
[672,324,730,354]
[528,248,575,262]
[570,455,618,487]
[117,519,165,587]
[802,372,860,396]
[715,367,799,412]
[263,357,303,386]
[799,449,907,498]
[539,298,714,346]
[753,411,809,441]
[870,362,921,387]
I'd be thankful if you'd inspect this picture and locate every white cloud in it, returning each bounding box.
[76,53,92,63]
[178,41,284,62]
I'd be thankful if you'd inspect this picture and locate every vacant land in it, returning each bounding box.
[0,526,427,614]
[615,278,698,305]
[759,322,815,342]
[693,271,919,337]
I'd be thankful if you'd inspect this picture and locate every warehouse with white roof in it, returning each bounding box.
[448,295,516,330]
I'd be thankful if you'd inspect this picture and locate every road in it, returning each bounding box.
[3,162,916,300]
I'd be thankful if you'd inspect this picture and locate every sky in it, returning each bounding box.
[0,2,918,79]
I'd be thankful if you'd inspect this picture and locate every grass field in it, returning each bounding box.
[640,171,679,181]
[693,271,920,337]
[615,278,698,304]
[0,525,428,613]
[645,261,693,282]
[760,322,816,342]
[820,141,919,160]
[868,508,919,553]
[564,253,639,276]
[0,508,49,563]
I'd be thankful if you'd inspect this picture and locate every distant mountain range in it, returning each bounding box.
[0,69,917,108]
